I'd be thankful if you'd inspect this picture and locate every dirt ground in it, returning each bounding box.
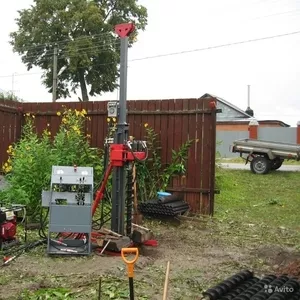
[0,218,299,300]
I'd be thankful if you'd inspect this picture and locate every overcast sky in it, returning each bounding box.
[1,0,300,126]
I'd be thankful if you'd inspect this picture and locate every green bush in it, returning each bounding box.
[0,108,103,220]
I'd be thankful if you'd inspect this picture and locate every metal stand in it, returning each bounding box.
[42,166,93,255]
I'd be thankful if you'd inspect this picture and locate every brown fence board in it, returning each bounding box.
[0,98,217,215]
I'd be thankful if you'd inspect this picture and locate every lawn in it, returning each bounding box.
[0,169,300,300]
[214,168,300,247]
[220,156,300,165]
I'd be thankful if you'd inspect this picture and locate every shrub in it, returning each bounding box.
[0,108,103,220]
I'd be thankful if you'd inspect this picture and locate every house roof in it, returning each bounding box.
[200,93,253,118]
[200,93,290,127]
[217,119,290,127]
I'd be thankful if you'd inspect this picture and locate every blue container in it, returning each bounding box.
[157,191,171,197]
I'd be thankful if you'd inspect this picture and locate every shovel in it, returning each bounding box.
[121,247,139,300]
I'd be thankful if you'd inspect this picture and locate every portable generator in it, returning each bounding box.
[0,205,26,250]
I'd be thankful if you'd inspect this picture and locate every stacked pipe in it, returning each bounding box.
[202,270,300,300]
[138,193,189,217]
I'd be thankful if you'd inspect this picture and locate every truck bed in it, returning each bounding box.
[231,138,300,160]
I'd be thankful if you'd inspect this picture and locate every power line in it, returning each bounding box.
[251,8,300,20]
[1,28,300,79]
[19,31,114,52]
[22,41,121,62]
[130,29,300,62]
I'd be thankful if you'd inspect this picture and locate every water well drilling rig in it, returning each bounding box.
[91,23,148,237]
[40,24,148,255]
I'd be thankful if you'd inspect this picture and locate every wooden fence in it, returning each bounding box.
[0,97,217,215]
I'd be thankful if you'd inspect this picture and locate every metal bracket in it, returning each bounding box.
[115,23,135,38]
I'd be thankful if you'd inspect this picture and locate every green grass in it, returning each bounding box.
[219,157,300,165]
[214,168,300,247]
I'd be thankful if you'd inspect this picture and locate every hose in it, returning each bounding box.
[127,141,149,163]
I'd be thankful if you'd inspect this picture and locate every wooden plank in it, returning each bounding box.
[0,109,4,168]
[160,100,169,166]
[187,99,197,193]
[166,99,175,169]
[147,100,156,130]
[154,100,161,136]
[174,99,183,154]
[91,102,99,147]
[127,100,135,137]
[133,100,142,140]
[22,109,215,116]
[99,101,107,147]
[141,101,149,134]
[94,102,103,147]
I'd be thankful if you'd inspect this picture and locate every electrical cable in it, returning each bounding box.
[19,31,115,52]
[1,28,300,79]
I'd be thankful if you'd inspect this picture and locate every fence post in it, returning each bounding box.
[297,121,300,144]
[248,119,259,139]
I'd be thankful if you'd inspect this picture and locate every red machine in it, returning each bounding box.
[0,208,17,249]
[0,205,26,250]
[92,140,148,216]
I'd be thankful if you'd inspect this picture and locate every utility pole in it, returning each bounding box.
[247,84,250,108]
[52,45,58,102]
[246,84,254,117]
[111,24,135,235]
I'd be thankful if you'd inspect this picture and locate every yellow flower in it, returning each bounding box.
[107,117,111,123]
[56,112,61,116]
[81,109,87,115]
[75,110,80,117]
[113,118,117,123]
[62,117,67,124]
[86,134,91,138]
[144,123,149,128]
[47,123,50,127]
[26,112,30,117]
[32,115,35,119]
[87,117,91,121]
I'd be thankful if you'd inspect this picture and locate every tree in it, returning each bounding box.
[10,0,147,101]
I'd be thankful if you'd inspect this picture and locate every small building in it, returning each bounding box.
[200,93,290,130]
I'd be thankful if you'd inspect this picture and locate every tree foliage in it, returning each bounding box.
[10,0,147,101]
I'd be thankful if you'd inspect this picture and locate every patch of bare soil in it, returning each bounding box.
[277,260,300,279]
[0,221,299,300]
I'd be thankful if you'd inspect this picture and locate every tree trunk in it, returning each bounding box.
[78,68,89,101]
